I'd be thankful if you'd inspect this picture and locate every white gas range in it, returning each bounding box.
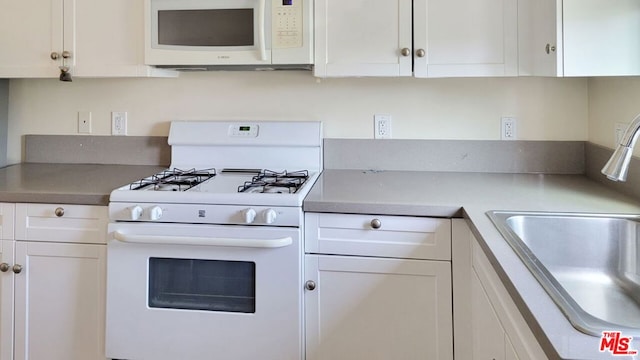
[105,120,321,360]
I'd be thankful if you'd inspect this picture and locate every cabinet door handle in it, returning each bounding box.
[305,280,316,291]
[370,218,382,229]
[50,52,60,60]
[0,263,9,272]
[12,264,22,274]
[400,47,411,57]
[545,43,556,54]
[416,49,426,58]
[55,207,65,217]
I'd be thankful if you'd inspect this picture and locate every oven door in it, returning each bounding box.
[146,0,272,65]
[105,222,302,360]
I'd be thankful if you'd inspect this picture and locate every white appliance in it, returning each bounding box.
[105,121,322,360]
[145,0,314,68]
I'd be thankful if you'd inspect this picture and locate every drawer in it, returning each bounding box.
[15,204,108,244]
[0,203,15,240]
[305,213,451,260]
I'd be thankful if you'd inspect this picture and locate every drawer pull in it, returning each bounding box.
[54,207,65,217]
[12,264,22,274]
[370,218,382,229]
[0,263,9,272]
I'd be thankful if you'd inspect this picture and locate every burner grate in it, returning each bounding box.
[238,170,309,194]
[130,168,216,191]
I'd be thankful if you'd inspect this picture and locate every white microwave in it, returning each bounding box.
[145,0,313,68]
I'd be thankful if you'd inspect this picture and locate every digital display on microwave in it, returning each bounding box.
[239,126,251,131]
[158,9,254,47]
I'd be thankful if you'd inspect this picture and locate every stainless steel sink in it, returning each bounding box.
[487,211,640,336]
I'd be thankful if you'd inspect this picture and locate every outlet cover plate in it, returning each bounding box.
[111,111,128,136]
[501,117,517,140]
[374,114,392,139]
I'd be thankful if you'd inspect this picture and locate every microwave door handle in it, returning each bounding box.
[258,0,266,61]
[113,231,292,248]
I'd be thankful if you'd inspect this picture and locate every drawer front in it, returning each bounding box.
[0,203,15,240]
[305,213,451,260]
[15,204,108,244]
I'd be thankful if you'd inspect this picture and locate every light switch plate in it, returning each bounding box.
[78,111,91,134]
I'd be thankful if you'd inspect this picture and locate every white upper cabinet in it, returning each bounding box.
[314,0,413,77]
[0,0,63,78]
[0,0,174,78]
[74,0,174,77]
[519,0,640,77]
[314,0,517,78]
[413,0,518,78]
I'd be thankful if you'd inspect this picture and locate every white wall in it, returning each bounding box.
[7,72,588,164]
[588,77,640,153]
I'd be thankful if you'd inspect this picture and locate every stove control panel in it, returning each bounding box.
[228,124,259,138]
[109,203,302,227]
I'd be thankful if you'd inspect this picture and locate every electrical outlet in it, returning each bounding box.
[374,114,392,139]
[615,122,628,145]
[501,117,517,140]
[78,111,91,134]
[111,111,128,136]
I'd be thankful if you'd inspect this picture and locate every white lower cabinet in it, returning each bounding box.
[304,213,453,360]
[0,239,15,360]
[452,219,547,360]
[0,203,107,360]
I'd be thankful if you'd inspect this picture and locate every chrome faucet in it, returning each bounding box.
[602,113,640,181]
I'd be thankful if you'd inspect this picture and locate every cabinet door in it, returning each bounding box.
[0,204,15,240]
[471,267,506,360]
[563,0,640,76]
[0,0,63,78]
[13,241,106,360]
[0,240,14,360]
[314,0,413,77]
[305,254,453,360]
[74,0,170,77]
[505,335,520,360]
[517,0,562,76]
[413,0,518,78]
[452,219,547,360]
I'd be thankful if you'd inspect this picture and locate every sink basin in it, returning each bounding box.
[487,211,640,336]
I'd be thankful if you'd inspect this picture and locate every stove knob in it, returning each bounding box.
[149,206,163,221]
[263,209,278,224]
[129,205,143,221]
[242,208,257,224]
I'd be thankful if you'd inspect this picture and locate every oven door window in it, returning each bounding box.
[148,258,256,313]
[157,9,254,47]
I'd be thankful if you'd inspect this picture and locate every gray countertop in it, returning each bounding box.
[305,169,640,360]
[0,163,165,205]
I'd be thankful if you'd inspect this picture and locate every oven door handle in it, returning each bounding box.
[113,231,292,248]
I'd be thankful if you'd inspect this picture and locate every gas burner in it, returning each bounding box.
[130,168,216,191]
[238,170,309,194]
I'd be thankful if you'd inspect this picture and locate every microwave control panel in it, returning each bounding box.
[273,0,303,49]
